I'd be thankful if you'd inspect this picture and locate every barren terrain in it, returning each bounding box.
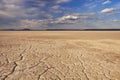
[0,31,120,80]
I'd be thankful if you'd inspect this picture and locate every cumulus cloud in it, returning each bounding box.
[101,8,115,13]
[58,15,79,21]
[0,0,73,29]
[0,0,70,20]
[50,13,98,25]
[58,13,96,21]
[11,13,98,29]
[0,0,120,29]
[0,0,62,25]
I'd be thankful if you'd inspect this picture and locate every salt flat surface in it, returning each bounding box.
[0,31,120,80]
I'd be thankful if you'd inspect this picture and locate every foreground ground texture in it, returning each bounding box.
[0,31,120,80]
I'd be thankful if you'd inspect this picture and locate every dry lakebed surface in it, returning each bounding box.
[0,31,120,80]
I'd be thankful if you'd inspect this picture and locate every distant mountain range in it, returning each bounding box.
[0,28,120,31]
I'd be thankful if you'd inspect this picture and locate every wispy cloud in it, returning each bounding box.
[102,0,111,5]
[0,0,120,29]
[101,8,115,13]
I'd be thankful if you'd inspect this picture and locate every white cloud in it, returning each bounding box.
[56,0,71,3]
[51,13,97,25]
[102,0,111,5]
[51,5,60,10]
[0,10,14,18]
[0,0,120,29]
[101,8,115,13]
[19,19,49,28]
[18,13,97,28]
[58,15,79,21]
[3,0,23,4]
[53,15,81,24]
[112,19,120,22]
[84,2,97,9]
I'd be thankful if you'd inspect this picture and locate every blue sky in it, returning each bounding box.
[0,0,120,29]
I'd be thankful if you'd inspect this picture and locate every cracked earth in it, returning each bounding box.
[0,31,120,80]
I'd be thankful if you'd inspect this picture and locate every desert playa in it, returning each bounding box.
[0,31,120,80]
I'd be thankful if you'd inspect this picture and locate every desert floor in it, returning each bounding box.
[0,31,120,80]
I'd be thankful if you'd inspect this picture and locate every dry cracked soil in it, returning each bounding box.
[0,31,120,80]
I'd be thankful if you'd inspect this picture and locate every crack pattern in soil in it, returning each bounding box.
[0,33,120,80]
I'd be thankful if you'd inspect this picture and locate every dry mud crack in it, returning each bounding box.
[0,31,120,80]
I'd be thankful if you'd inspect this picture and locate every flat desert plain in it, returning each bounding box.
[0,31,120,80]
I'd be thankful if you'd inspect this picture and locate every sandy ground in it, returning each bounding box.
[0,31,120,80]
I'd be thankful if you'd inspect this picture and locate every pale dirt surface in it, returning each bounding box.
[0,31,120,80]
